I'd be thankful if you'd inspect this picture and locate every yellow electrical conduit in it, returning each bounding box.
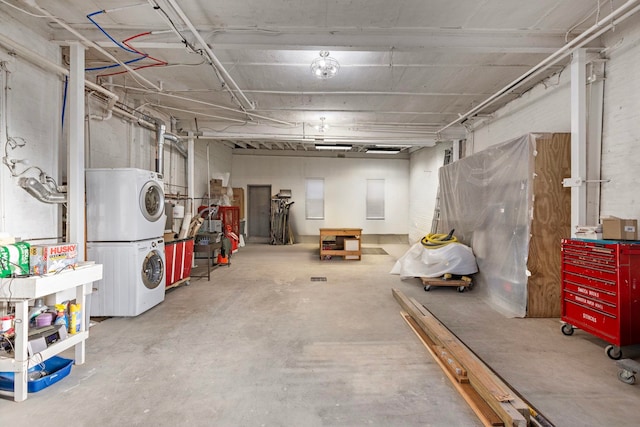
[421,230,458,249]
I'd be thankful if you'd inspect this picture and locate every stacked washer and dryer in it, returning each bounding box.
[86,168,167,317]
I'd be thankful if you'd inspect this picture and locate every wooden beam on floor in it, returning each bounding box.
[402,313,503,427]
[393,288,529,427]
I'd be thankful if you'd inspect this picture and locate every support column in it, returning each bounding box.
[570,49,587,236]
[586,60,606,226]
[68,42,85,259]
[187,132,195,215]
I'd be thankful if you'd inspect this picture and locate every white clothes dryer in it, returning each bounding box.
[87,238,166,317]
[86,168,165,242]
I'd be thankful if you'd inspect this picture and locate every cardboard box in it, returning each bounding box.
[230,187,245,219]
[30,243,78,275]
[602,217,638,240]
[344,238,360,260]
[209,179,223,197]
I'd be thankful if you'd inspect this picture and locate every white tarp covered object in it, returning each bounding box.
[390,241,478,279]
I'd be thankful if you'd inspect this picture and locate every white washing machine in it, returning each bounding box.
[87,238,166,317]
[86,168,166,242]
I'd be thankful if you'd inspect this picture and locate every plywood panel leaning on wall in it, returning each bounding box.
[527,133,571,317]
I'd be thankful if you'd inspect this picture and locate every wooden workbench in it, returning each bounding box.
[319,228,362,260]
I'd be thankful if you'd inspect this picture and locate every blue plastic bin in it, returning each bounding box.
[0,356,73,393]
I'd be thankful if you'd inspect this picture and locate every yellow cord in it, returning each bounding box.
[421,233,458,248]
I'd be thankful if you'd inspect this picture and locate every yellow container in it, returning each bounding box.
[69,304,81,334]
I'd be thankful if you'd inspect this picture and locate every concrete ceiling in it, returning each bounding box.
[1,0,631,154]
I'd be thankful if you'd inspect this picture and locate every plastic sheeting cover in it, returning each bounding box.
[437,134,535,317]
[390,242,478,279]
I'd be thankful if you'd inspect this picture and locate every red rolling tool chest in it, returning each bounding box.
[560,238,640,359]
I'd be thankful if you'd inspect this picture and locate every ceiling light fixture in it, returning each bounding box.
[315,117,329,132]
[315,144,352,151]
[311,51,340,79]
[366,148,401,155]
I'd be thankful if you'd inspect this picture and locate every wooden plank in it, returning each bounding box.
[166,277,190,290]
[527,132,571,317]
[432,344,470,383]
[402,313,503,427]
[408,296,530,417]
[392,289,529,427]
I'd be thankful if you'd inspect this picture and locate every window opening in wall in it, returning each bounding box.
[367,179,385,220]
[306,178,324,219]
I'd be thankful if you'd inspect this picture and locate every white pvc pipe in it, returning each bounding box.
[107,84,295,126]
[68,42,85,260]
[571,49,588,236]
[164,0,255,110]
[438,0,640,134]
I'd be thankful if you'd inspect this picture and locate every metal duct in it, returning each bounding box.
[18,177,67,204]
[163,131,187,158]
[155,121,166,176]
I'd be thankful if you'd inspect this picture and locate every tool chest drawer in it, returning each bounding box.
[561,238,640,354]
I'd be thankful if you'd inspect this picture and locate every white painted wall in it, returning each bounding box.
[231,154,409,237]
[599,16,640,219]
[407,142,451,244]
[0,13,61,241]
[469,71,571,153]
[193,141,233,201]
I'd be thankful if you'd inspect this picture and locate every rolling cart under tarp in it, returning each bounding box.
[421,274,473,293]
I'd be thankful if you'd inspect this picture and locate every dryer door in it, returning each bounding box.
[141,249,164,289]
[140,180,165,222]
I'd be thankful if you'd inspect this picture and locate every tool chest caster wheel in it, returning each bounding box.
[457,286,465,292]
[618,369,636,385]
[561,323,574,336]
[606,345,623,360]
[423,285,431,292]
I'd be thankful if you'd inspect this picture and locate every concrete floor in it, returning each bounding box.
[2,242,640,426]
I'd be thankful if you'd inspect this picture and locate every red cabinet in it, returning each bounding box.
[165,238,194,289]
[216,206,240,252]
[561,238,640,357]
[216,206,240,237]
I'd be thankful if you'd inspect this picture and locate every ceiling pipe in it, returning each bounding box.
[107,84,295,126]
[438,0,640,134]
[22,0,162,91]
[163,0,255,111]
[0,32,118,103]
[109,105,187,160]
[196,132,438,146]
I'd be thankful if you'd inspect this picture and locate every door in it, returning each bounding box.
[248,185,272,242]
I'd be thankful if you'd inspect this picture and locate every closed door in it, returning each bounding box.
[248,185,272,242]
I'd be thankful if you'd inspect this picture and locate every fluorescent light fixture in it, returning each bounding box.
[315,144,352,151]
[366,148,401,154]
